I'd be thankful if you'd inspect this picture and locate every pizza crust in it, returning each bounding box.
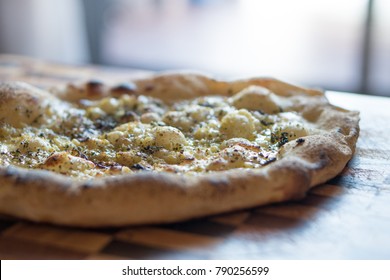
[0,73,359,227]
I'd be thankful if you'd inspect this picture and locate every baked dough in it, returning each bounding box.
[0,73,359,227]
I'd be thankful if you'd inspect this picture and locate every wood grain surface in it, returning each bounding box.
[0,55,389,260]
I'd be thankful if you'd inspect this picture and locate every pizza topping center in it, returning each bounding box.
[0,84,311,179]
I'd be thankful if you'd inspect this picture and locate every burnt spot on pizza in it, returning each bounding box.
[110,82,137,96]
[86,79,104,87]
[85,80,105,97]
[296,138,305,145]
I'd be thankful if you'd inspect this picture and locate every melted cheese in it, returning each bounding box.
[0,86,312,179]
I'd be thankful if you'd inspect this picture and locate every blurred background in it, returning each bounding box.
[0,0,389,96]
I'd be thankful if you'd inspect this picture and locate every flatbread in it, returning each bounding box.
[0,73,359,227]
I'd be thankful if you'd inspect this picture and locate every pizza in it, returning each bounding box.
[0,73,359,227]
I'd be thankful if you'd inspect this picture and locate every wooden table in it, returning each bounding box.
[0,55,389,260]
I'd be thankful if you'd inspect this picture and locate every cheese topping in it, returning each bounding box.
[0,84,312,179]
